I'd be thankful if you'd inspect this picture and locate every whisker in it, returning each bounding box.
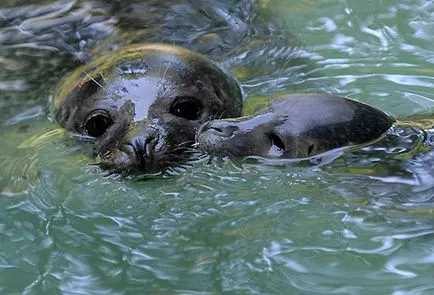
[83,71,124,100]
[161,60,172,81]
[177,140,195,147]
[84,72,110,93]
[100,73,109,85]
[274,56,292,96]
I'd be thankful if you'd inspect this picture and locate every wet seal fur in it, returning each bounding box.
[52,43,243,174]
[196,93,395,159]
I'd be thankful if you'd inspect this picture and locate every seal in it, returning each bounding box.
[196,93,395,158]
[52,43,243,174]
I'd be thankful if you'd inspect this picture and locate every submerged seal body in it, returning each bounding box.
[197,93,395,159]
[52,43,243,173]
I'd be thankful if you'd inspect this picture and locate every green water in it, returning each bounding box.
[1,0,434,294]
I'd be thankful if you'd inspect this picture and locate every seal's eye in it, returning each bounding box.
[169,97,203,120]
[83,111,113,137]
[268,133,285,156]
[270,134,285,150]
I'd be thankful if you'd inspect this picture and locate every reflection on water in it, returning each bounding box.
[1,0,434,294]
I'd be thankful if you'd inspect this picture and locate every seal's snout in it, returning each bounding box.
[196,120,243,156]
[99,122,166,173]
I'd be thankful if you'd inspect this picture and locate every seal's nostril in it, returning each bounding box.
[199,121,238,138]
[206,124,238,138]
[211,127,223,133]
[198,121,211,133]
[128,135,159,160]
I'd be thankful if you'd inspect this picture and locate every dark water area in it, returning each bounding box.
[1,0,434,294]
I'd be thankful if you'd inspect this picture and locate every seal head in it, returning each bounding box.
[197,93,395,158]
[53,44,242,173]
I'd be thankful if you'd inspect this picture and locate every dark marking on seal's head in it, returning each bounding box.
[52,44,243,174]
[196,93,395,159]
